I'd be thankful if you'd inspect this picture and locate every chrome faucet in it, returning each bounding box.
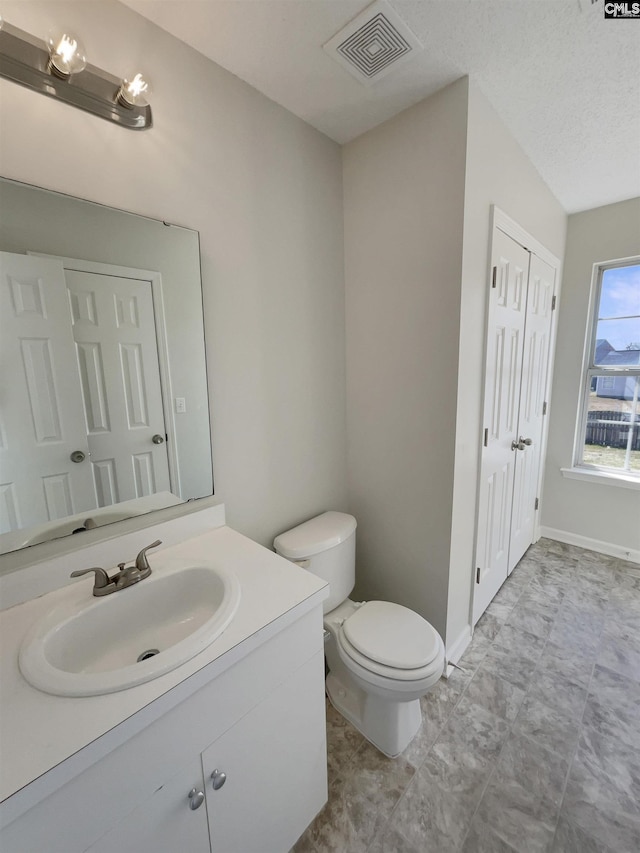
[70,539,162,597]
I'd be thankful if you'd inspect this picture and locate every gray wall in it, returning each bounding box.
[0,0,348,549]
[343,79,469,643]
[542,198,640,557]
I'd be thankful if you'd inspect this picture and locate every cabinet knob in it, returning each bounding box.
[188,788,205,810]
[210,769,227,790]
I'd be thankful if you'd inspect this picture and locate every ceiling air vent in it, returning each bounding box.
[323,0,423,86]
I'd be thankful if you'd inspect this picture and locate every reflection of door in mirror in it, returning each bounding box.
[65,266,171,504]
[1,252,97,529]
[1,251,172,539]
[0,177,212,558]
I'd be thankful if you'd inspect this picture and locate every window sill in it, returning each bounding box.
[561,467,640,491]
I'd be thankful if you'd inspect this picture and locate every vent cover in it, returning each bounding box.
[323,0,423,86]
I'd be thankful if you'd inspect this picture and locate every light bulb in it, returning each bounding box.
[117,73,152,108]
[48,32,87,78]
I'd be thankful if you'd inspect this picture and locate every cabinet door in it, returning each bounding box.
[84,758,210,853]
[202,651,327,853]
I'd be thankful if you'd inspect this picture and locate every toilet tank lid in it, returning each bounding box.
[273,511,356,559]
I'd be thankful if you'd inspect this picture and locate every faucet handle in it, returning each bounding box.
[70,567,111,590]
[135,539,162,572]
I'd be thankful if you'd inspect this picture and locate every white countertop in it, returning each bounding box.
[0,525,328,816]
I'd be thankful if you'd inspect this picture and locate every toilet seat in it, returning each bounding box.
[336,601,443,682]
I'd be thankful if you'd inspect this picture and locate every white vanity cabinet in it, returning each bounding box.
[203,650,326,853]
[1,608,328,853]
[85,757,210,853]
[84,651,326,853]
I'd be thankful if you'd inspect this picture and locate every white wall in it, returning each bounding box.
[447,80,566,650]
[0,0,347,550]
[343,79,469,642]
[542,198,640,558]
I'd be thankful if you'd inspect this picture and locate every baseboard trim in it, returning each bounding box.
[444,624,472,678]
[540,526,640,565]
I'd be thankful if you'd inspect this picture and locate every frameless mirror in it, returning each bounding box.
[0,177,213,556]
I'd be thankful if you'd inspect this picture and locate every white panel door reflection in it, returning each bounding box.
[0,252,171,536]
[0,252,97,532]
[66,269,171,505]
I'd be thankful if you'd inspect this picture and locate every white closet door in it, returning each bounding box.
[474,230,530,623]
[66,269,171,507]
[508,254,556,572]
[474,227,557,626]
[0,252,96,533]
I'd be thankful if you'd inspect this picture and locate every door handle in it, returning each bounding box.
[70,450,86,463]
[511,437,533,451]
[152,434,165,444]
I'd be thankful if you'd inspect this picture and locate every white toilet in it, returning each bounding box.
[274,511,445,757]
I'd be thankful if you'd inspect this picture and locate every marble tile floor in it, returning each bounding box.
[293,539,640,853]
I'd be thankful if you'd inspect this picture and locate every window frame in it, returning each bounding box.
[574,255,640,480]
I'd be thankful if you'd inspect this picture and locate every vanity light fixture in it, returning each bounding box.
[117,73,152,109]
[47,32,87,79]
[0,19,152,130]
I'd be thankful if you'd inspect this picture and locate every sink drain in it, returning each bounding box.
[137,649,160,662]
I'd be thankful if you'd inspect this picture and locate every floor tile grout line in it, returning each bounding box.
[461,611,555,849]
[473,548,625,851]
[455,554,549,852]
[363,618,514,851]
[363,661,481,850]
[456,543,590,852]
[549,569,615,852]
[455,741,510,852]
[526,589,577,850]
[520,553,621,848]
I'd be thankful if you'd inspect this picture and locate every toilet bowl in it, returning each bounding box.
[274,512,445,757]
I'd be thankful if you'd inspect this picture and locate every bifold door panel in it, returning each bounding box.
[473,230,556,624]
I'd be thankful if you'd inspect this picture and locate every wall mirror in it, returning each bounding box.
[0,177,213,556]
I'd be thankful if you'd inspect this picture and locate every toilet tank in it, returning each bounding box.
[273,512,357,613]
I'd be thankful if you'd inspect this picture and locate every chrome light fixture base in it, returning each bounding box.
[0,22,152,130]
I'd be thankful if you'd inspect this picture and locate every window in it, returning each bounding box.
[576,259,640,478]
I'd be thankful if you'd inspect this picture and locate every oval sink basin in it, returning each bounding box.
[19,566,241,697]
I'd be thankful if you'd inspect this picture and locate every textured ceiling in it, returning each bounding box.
[123,0,640,213]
